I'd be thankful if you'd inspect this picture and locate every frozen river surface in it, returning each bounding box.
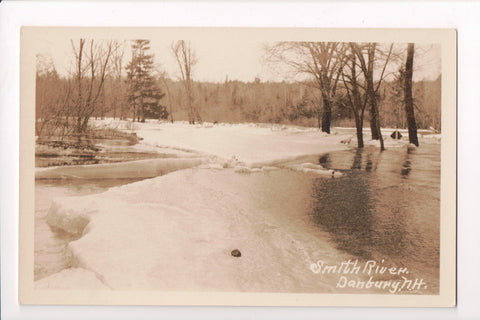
[34,121,440,294]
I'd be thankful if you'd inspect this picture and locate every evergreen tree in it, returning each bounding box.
[127,40,168,122]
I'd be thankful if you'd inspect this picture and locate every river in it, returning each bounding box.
[309,144,441,293]
[34,143,440,293]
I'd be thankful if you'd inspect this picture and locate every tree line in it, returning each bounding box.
[36,39,440,149]
[266,42,437,148]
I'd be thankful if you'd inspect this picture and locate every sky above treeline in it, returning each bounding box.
[36,37,441,83]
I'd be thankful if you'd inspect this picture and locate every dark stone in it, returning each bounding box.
[390,131,403,139]
[231,249,241,257]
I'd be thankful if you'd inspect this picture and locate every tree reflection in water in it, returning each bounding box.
[311,147,415,262]
[312,149,376,260]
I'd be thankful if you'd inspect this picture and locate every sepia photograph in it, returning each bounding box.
[18,27,456,307]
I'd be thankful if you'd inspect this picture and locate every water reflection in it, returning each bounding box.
[312,166,376,259]
[351,149,362,170]
[401,159,412,177]
[365,160,373,172]
[311,145,440,289]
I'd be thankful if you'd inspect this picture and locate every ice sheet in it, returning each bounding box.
[41,168,373,292]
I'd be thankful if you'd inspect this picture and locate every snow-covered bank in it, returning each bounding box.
[92,120,352,168]
[94,120,440,164]
[41,168,375,292]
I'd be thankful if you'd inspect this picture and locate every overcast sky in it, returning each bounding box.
[35,37,441,83]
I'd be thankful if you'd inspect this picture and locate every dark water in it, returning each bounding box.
[310,144,441,292]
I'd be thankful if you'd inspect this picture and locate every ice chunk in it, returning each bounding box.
[234,166,263,174]
[287,163,343,177]
[262,166,280,171]
[36,158,204,180]
[46,198,97,237]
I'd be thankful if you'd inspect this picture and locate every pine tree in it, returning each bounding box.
[127,40,168,122]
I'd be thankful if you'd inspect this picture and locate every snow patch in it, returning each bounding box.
[92,119,351,168]
[420,134,441,144]
[345,133,441,148]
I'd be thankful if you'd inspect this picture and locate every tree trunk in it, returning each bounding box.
[321,97,331,134]
[369,104,380,140]
[368,85,384,149]
[194,108,202,123]
[365,44,380,141]
[140,94,145,122]
[366,44,383,149]
[355,114,364,148]
[187,87,194,124]
[76,116,82,135]
[404,43,419,147]
[163,78,174,123]
[369,92,384,150]
[113,96,117,120]
[374,102,385,150]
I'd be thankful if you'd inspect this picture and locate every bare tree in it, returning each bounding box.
[109,41,126,120]
[160,72,174,123]
[341,44,368,148]
[35,54,72,140]
[266,42,344,133]
[404,43,419,146]
[70,39,116,135]
[171,40,200,124]
[351,43,394,150]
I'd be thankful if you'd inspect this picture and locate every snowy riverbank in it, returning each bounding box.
[35,121,440,292]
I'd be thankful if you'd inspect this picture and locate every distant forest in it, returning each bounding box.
[156,77,440,129]
[35,40,441,144]
[36,69,441,131]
